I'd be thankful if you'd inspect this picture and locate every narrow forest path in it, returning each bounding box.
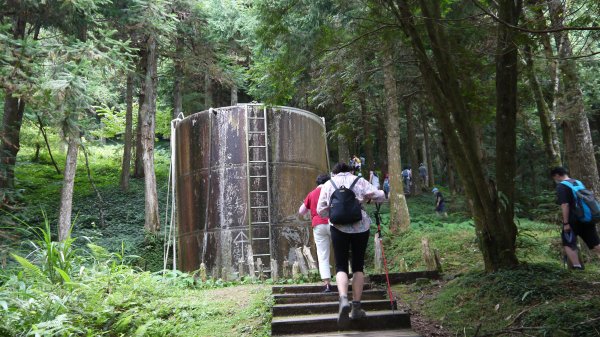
[270,283,419,336]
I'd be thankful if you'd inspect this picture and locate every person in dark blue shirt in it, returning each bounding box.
[551,167,600,269]
[432,188,448,217]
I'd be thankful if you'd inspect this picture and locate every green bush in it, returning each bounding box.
[1,234,272,337]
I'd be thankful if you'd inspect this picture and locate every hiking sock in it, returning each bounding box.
[337,295,350,328]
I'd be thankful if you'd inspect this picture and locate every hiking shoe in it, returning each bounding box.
[573,265,585,271]
[350,302,367,320]
[323,284,332,293]
[337,296,351,328]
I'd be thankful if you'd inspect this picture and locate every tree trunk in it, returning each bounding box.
[337,135,349,164]
[173,36,184,119]
[0,15,27,191]
[523,43,562,167]
[205,71,213,109]
[231,85,238,106]
[441,135,457,193]
[375,105,388,173]
[359,90,374,170]
[405,99,421,194]
[140,35,160,233]
[120,74,134,192]
[0,95,25,190]
[133,108,145,178]
[335,99,350,164]
[58,136,79,241]
[133,48,147,179]
[382,41,410,232]
[493,0,521,269]
[385,0,519,270]
[36,114,61,175]
[548,0,600,195]
[422,113,434,187]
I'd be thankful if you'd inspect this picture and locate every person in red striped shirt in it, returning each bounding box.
[299,174,333,292]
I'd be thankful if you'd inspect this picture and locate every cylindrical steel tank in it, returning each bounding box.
[174,104,329,278]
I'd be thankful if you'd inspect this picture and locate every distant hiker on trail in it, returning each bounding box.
[317,162,386,328]
[352,155,362,172]
[419,163,428,187]
[299,174,333,292]
[383,174,390,199]
[551,167,600,269]
[369,171,380,190]
[432,188,448,217]
[402,166,411,194]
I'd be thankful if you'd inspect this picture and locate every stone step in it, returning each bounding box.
[277,329,420,337]
[274,289,386,304]
[271,310,411,335]
[369,271,440,285]
[272,283,373,294]
[272,299,396,316]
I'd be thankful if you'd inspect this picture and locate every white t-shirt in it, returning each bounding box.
[370,174,380,189]
[317,172,385,233]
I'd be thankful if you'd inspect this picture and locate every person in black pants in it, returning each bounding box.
[551,167,600,269]
[317,163,386,327]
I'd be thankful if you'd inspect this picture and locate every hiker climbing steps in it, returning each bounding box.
[271,283,418,336]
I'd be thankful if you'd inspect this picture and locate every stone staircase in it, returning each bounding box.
[271,283,419,336]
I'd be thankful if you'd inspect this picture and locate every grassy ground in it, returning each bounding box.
[4,142,600,336]
[2,140,172,271]
[370,190,600,336]
[1,254,272,336]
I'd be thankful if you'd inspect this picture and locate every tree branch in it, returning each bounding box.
[319,24,399,54]
[472,0,600,33]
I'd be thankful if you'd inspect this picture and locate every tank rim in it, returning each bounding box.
[179,103,325,125]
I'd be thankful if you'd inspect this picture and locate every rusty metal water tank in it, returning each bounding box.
[174,104,329,278]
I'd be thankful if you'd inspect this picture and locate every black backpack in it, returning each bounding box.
[329,177,363,225]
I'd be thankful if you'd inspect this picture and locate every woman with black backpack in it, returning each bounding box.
[316,162,386,328]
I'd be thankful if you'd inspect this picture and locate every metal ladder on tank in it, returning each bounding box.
[244,105,273,277]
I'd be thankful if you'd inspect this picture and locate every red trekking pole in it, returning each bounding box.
[375,203,396,312]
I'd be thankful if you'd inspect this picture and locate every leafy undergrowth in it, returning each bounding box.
[0,240,272,337]
[2,142,171,271]
[377,190,600,336]
[396,264,600,336]
[365,190,599,274]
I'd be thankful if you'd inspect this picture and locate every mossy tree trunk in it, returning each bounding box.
[140,35,160,233]
[421,112,434,188]
[120,74,134,192]
[548,0,600,195]
[382,40,410,232]
[0,14,26,191]
[522,43,562,168]
[405,99,421,195]
[384,0,520,271]
[173,35,184,119]
[133,47,147,179]
[58,135,79,241]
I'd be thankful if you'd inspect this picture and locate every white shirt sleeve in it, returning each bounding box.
[298,203,309,216]
[358,178,386,202]
[317,181,333,218]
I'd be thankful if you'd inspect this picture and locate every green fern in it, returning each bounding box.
[10,254,48,282]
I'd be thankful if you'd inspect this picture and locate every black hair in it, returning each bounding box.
[316,174,330,185]
[550,166,569,177]
[332,162,351,174]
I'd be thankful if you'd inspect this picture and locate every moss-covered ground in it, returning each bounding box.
[364,192,600,336]
[3,144,600,336]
